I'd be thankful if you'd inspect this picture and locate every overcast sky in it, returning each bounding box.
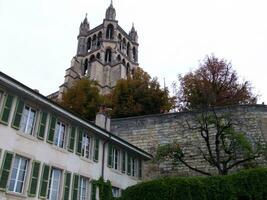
[0,0,267,102]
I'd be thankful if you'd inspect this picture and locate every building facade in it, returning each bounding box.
[50,2,139,100]
[0,72,151,200]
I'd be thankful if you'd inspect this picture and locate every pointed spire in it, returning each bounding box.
[129,22,138,42]
[105,0,116,20]
[79,13,90,36]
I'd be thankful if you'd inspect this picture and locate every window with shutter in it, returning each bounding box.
[20,105,36,135]
[39,164,51,198]
[138,159,142,179]
[47,115,56,144]
[63,171,71,200]
[37,111,48,140]
[122,151,126,173]
[127,154,131,175]
[93,138,99,162]
[0,94,14,125]
[54,121,66,148]
[8,155,29,194]
[81,131,91,159]
[107,144,113,168]
[12,99,25,129]
[76,129,83,156]
[68,126,76,152]
[72,174,79,200]
[28,161,41,197]
[0,151,14,190]
[79,176,89,200]
[47,168,62,200]
[91,182,97,200]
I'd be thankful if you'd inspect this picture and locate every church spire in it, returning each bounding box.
[79,13,90,36]
[105,0,116,20]
[129,23,138,42]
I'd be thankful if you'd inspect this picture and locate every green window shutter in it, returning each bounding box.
[0,94,14,125]
[63,171,72,200]
[12,99,24,129]
[138,159,142,178]
[68,126,76,152]
[127,154,131,175]
[47,115,56,144]
[107,144,113,168]
[37,112,48,140]
[0,151,14,191]
[72,174,79,200]
[122,151,126,173]
[91,182,97,200]
[76,129,83,155]
[93,138,99,162]
[39,164,50,198]
[28,161,41,197]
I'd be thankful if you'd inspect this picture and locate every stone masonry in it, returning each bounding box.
[111,105,267,179]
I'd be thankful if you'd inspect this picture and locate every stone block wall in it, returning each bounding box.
[111,105,267,179]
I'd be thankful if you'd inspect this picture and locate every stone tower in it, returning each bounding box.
[52,2,139,100]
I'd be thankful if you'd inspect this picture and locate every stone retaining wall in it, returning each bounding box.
[111,105,267,179]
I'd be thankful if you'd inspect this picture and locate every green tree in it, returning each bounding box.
[109,67,175,118]
[60,79,103,121]
[176,55,257,110]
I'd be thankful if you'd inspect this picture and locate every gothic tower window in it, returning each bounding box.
[97,32,102,47]
[92,35,97,49]
[126,63,130,75]
[83,59,88,75]
[87,37,91,52]
[133,47,137,62]
[122,38,126,54]
[89,55,95,63]
[122,59,126,66]
[117,55,121,62]
[106,24,114,39]
[105,49,112,63]
[96,53,101,59]
[118,34,122,50]
[127,42,131,57]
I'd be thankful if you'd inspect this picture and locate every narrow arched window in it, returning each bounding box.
[126,63,130,75]
[117,55,121,62]
[96,53,101,59]
[122,59,126,66]
[118,34,122,50]
[92,35,97,49]
[105,49,112,63]
[133,47,137,62]
[83,59,88,75]
[97,32,102,47]
[127,42,131,57]
[89,55,95,63]
[87,37,91,51]
[106,24,114,39]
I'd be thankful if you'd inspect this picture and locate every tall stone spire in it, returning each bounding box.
[129,23,138,42]
[105,0,116,20]
[79,13,90,36]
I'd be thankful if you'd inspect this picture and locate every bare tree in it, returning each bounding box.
[155,108,266,176]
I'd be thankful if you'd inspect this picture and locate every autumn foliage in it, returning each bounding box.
[61,79,103,120]
[108,67,175,118]
[177,55,257,110]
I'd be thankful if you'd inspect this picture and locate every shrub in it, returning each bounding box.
[119,168,267,200]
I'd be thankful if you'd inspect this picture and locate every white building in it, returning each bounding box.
[0,71,152,200]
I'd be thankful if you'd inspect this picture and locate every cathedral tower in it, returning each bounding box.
[54,2,139,100]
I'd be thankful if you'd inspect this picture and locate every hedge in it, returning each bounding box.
[118,168,267,200]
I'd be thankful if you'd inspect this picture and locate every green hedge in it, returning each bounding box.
[119,168,267,200]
